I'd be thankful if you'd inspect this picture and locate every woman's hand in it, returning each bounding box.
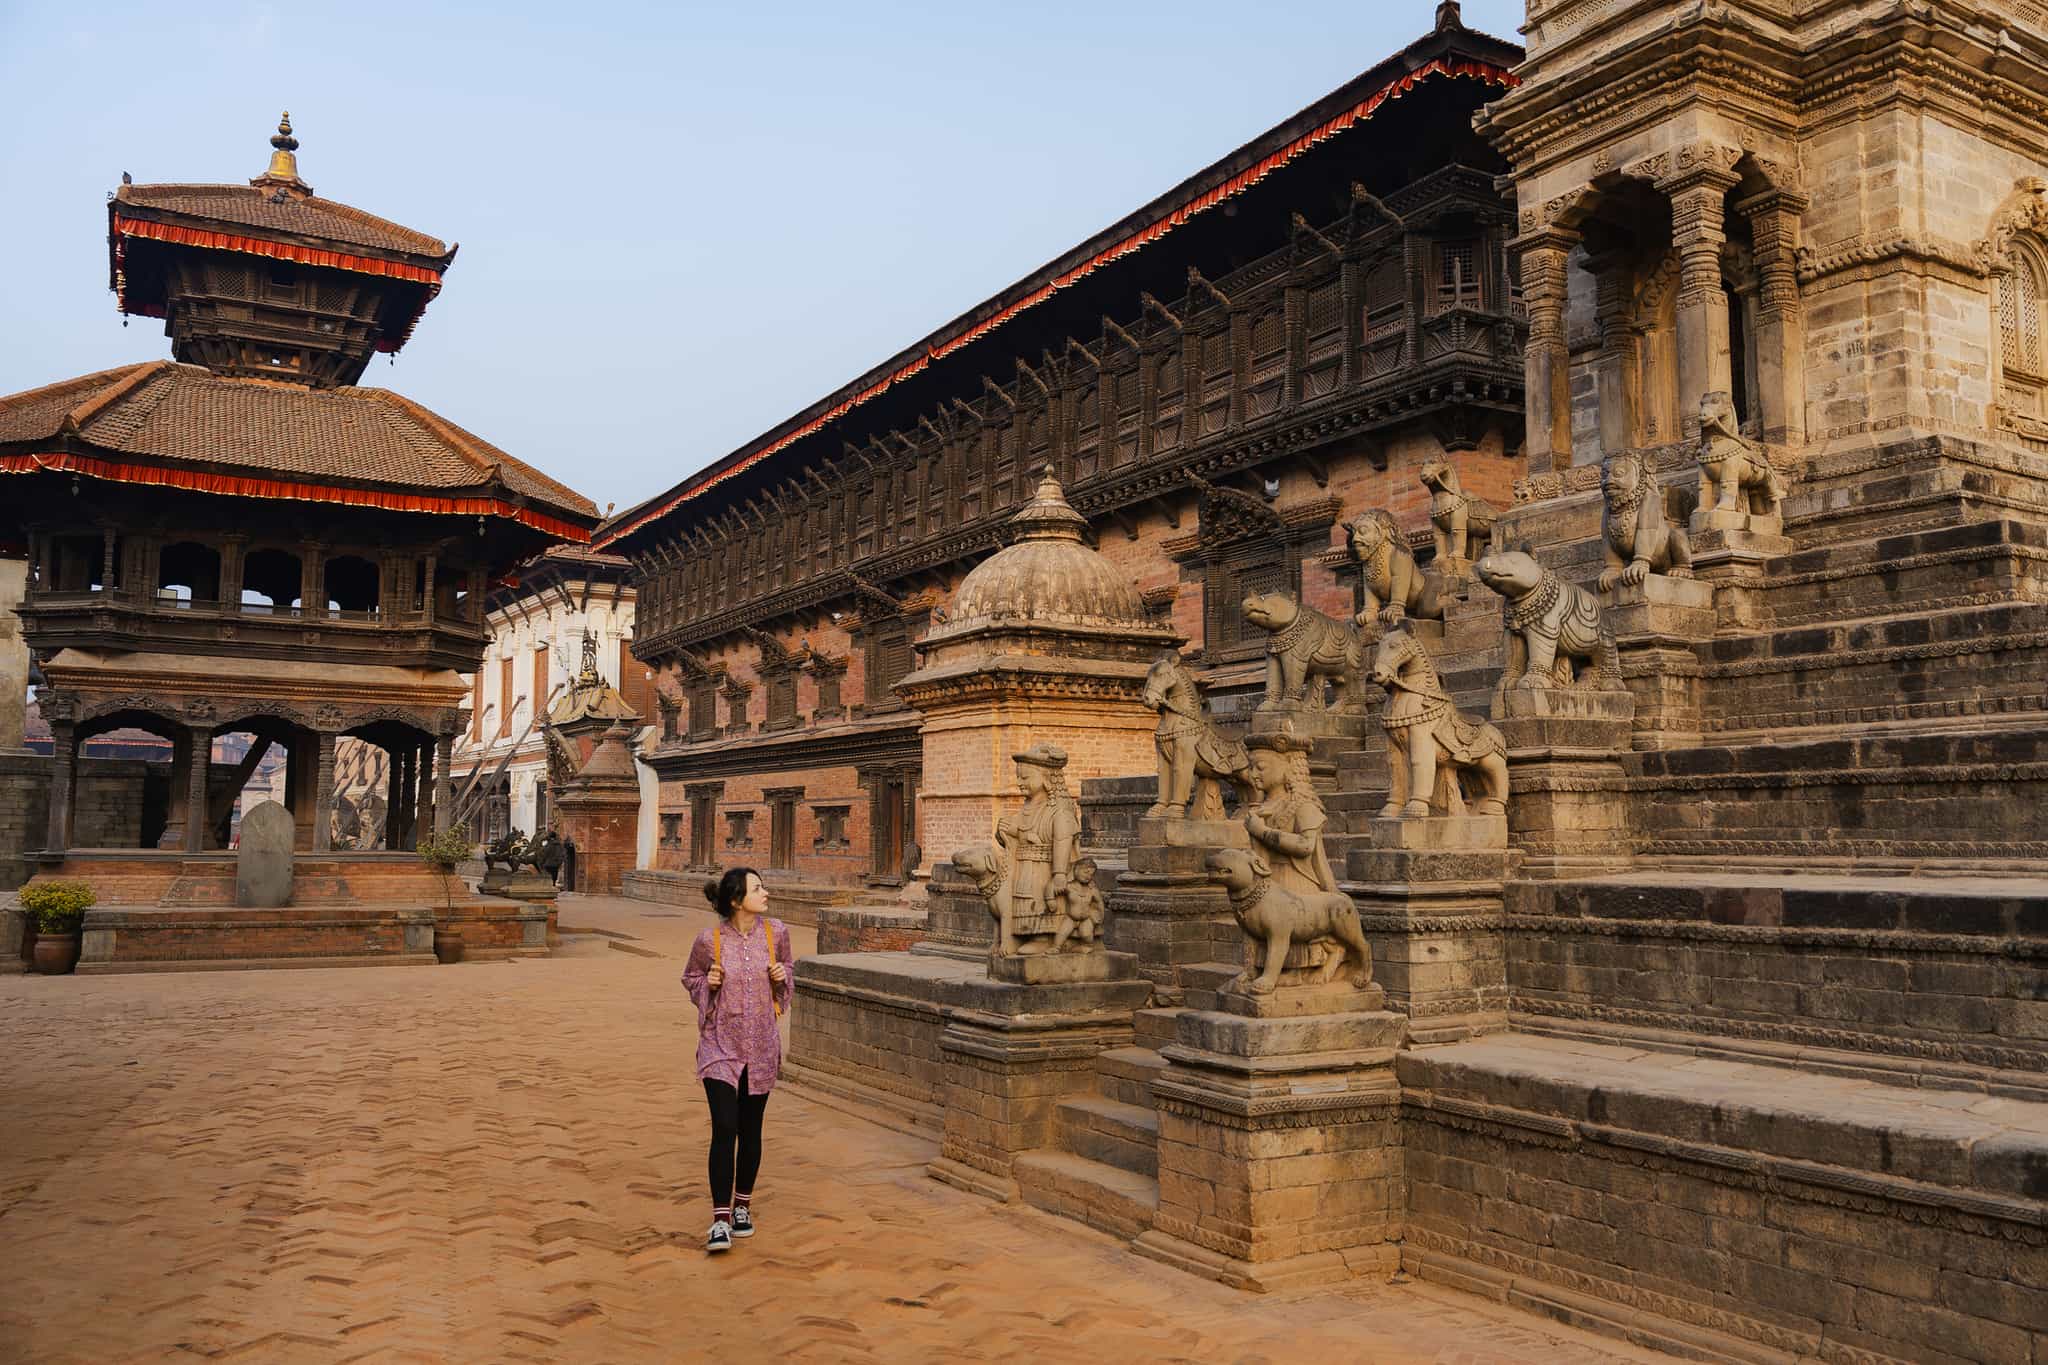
[706,965,724,991]
[768,962,789,986]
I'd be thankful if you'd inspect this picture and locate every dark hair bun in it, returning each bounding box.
[702,879,721,909]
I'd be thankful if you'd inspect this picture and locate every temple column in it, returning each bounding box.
[300,544,325,618]
[1513,226,1579,471]
[220,536,246,616]
[183,726,212,853]
[312,732,336,852]
[1661,168,1741,437]
[433,733,454,834]
[100,528,117,596]
[44,719,75,851]
[1739,186,1810,446]
[1586,250,1638,457]
[383,745,404,849]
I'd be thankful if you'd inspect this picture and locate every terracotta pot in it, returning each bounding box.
[32,931,81,976]
[433,927,465,965]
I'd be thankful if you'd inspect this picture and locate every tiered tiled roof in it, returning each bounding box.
[0,362,595,536]
[113,182,452,261]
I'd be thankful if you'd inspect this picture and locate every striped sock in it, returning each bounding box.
[734,1192,751,1210]
[713,1205,732,1223]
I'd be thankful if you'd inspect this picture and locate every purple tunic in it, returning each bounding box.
[682,917,795,1096]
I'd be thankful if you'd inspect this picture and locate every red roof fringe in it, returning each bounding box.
[599,57,1517,549]
[111,216,444,353]
[0,451,590,543]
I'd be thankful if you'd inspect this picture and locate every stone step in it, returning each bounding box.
[1752,518,2048,629]
[1698,602,2048,737]
[1093,1045,1167,1110]
[1054,1094,1160,1177]
[1013,1149,1158,1241]
[1133,1007,1182,1053]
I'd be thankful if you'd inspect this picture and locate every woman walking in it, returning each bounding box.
[681,867,794,1253]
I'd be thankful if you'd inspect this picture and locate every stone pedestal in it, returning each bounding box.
[497,873,559,950]
[927,968,1153,1200]
[1496,687,1635,878]
[1690,513,1793,631]
[1135,1004,1406,1291]
[1603,576,1717,749]
[987,945,1132,985]
[914,857,996,959]
[1346,816,1510,1042]
[1106,816,1250,995]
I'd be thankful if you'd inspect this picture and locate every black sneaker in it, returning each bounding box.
[731,1205,755,1238]
[707,1218,733,1253]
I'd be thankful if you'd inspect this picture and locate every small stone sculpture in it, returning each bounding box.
[1368,627,1508,818]
[989,743,1082,955]
[1475,546,1618,690]
[1599,448,1693,591]
[1050,857,1106,951]
[1141,651,1250,819]
[1241,725,1339,897]
[1420,459,1497,562]
[1696,391,1787,520]
[483,829,528,875]
[1241,591,1365,710]
[1205,848,1372,995]
[1346,509,1444,627]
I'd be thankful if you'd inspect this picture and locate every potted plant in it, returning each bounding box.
[416,828,472,964]
[19,880,95,975]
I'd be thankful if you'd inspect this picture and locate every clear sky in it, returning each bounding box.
[0,1,1524,517]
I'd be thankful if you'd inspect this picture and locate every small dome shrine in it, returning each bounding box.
[944,467,1150,632]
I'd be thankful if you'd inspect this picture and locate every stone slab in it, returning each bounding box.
[234,801,294,909]
[987,947,1136,985]
[1206,978,1388,1018]
[1133,817,1250,849]
[1170,1007,1406,1061]
[1368,814,1507,852]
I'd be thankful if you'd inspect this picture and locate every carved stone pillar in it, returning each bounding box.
[1514,227,1578,471]
[1739,186,1810,446]
[1586,251,1638,457]
[312,731,336,852]
[44,718,75,851]
[383,745,403,849]
[183,726,212,853]
[1662,169,1741,436]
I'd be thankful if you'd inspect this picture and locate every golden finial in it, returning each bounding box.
[254,110,309,194]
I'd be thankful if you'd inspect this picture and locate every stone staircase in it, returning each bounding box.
[1013,1020,1176,1241]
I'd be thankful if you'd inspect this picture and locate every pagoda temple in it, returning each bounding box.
[0,116,598,969]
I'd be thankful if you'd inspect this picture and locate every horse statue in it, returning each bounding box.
[1141,652,1251,819]
[1368,628,1509,820]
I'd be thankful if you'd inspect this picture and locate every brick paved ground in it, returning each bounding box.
[0,896,1675,1364]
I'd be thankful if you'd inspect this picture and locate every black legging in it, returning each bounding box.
[704,1069,769,1209]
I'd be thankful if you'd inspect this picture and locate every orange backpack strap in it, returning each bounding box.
[767,920,782,1018]
[711,927,721,971]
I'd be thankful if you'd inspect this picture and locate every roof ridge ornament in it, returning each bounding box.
[252,110,313,196]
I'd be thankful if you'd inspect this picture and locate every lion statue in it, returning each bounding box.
[1696,391,1788,520]
[1475,546,1620,691]
[1420,459,1497,562]
[1599,449,1693,591]
[1205,848,1372,995]
[1241,591,1365,710]
[1368,628,1509,819]
[1345,509,1443,629]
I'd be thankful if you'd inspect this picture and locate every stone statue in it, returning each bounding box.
[1696,391,1787,520]
[1240,725,1339,897]
[1475,546,1619,690]
[990,743,1082,955]
[1050,856,1106,951]
[1599,449,1693,591]
[1368,627,1509,818]
[1346,509,1443,628]
[1205,848,1372,995]
[1420,459,1497,562]
[483,829,527,875]
[1241,591,1365,710]
[1141,651,1250,819]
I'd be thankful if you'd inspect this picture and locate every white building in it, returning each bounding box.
[450,546,656,857]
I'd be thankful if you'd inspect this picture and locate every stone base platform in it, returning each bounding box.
[76,897,549,973]
[1399,1033,2048,1365]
